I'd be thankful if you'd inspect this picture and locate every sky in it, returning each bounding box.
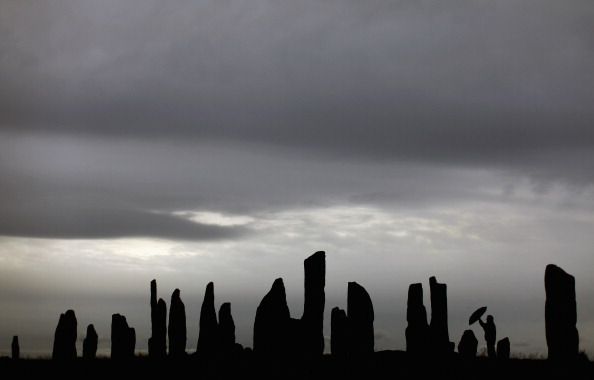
[1,0,594,358]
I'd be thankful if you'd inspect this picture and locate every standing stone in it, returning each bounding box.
[197,282,218,356]
[497,337,510,360]
[429,276,452,355]
[111,314,135,359]
[347,282,374,355]
[301,251,326,357]
[52,309,77,360]
[83,324,98,359]
[218,302,236,354]
[168,288,187,357]
[458,330,478,359]
[149,279,167,358]
[11,336,19,360]
[545,264,579,360]
[331,307,348,357]
[405,283,429,355]
[253,278,291,356]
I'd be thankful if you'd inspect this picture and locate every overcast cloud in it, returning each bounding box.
[1,0,593,357]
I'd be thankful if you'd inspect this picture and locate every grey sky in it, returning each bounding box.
[1,0,593,357]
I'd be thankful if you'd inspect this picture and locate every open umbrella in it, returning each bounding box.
[469,306,487,325]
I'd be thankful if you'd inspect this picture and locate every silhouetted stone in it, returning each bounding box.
[197,282,218,356]
[111,313,135,359]
[429,276,453,355]
[458,330,478,359]
[405,283,429,355]
[52,309,77,360]
[11,336,19,360]
[545,264,579,360]
[149,279,167,358]
[497,337,510,360]
[168,288,187,357]
[83,324,98,359]
[331,307,348,357]
[253,278,290,356]
[347,282,374,355]
[301,251,326,357]
[218,302,235,354]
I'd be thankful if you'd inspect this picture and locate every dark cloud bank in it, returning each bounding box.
[1,0,593,240]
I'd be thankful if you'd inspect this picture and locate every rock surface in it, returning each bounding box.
[52,309,77,360]
[301,251,326,356]
[545,264,579,360]
[347,282,374,355]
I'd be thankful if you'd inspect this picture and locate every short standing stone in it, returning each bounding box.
[458,330,478,359]
[497,337,510,360]
[83,324,98,359]
[52,309,77,360]
[11,336,19,360]
[111,314,135,359]
[331,307,348,357]
[218,302,236,354]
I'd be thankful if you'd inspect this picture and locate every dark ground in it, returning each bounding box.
[1,351,592,379]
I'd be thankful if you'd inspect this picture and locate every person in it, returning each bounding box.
[479,315,496,358]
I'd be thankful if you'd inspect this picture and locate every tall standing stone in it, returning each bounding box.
[197,282,218,356]
[405,283,429,355]
[545,264,579,360]
[149,279,167,358]
[347,282,374,355]
[253,278,291,356]
[52,309,77,360]
[331,307,348,357]
[83,324,98,359]
[11,336,19,360]
[301,251,326,356]
[168,288,187,357]
[111,314,135,359]
[218,302,235,354]
[429,276,452,355]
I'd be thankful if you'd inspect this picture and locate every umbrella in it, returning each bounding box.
[469,306,487,325]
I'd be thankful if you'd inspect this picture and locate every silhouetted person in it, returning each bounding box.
[218,302,235,355]
[347,282,374,356]
[111,313,135,359]
[331,307,348,357]
[149,279,167,358]
[458,330,478,359]
[405,283,429,355]
[479,315,496,359]
[545,264,579,360]
[11,336,19,360]
[253,278,290,356]
[168,288,187,357]
[52,309,77,360]
[197,282,218,358]
[301,251,326,357]
[428,277,453,355]
[83,324,98,359]
[497,337,510,360]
